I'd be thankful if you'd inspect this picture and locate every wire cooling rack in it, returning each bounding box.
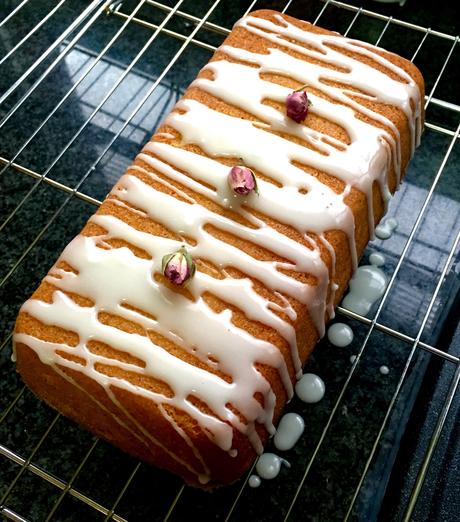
[0,0,459,520]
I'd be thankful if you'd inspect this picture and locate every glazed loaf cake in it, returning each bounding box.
[14,10,424,487]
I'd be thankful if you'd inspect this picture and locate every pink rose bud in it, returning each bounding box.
[286,90,309,123]
[161,246,195,286]
[228,166,258,196]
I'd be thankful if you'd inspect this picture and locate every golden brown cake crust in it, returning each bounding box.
[14,9,424,488]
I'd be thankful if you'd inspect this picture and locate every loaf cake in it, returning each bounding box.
[13,10,424,488]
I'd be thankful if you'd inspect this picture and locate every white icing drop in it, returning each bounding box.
[342,262,387,315]
[255,452,290,480]
[387,218,398,229]
[350,355,357,364]
[13,11,421,484]
[295,373,325,403]
[369,252,385,267]
[327,322,354,347]
[273,412,305,451]
[249,474,262,488]
[375,217,398,239]
[380,365,390,375]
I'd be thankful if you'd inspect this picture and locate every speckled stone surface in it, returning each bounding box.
[0,0,459,521]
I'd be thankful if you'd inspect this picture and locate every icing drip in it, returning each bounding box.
[369,252,385,266]
[375,217,398,239]
[255,452,290,479]
[295,373,325,403]
[327,322,354,347]
[14,11,421,484]
[273,412,305,451]
[249,474,262,488]
[342,254,388,315]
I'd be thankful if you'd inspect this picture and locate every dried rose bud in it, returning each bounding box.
[286,90,309,123]
[161,246,195,286]
[228,166,258,196]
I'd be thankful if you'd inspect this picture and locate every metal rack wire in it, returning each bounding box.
[0,0,459,520]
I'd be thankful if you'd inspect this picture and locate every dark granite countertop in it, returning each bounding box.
[0,1,459,520]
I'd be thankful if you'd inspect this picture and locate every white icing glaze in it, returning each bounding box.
[125,161,328,349]
[255,452,290,479]
[327,322,354,347]
[342,261,387,315]
[295,373,325,403]
[155,132,175,140]
[375,217,398,239]
[249,474,262,488]
[162,99,357,271]
[197,51,390,239]
[19,234,287,455]
[273,412,305,451]
[380,365,390,375]
[369,252,385,267]
[14,11,421,484]
[232,15,421,199]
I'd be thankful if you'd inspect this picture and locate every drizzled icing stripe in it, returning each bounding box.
[15,330,212,482]
[244,14,421,156]
[14,11,422,484]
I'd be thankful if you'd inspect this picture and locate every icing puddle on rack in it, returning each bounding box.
[274,412,305,451]
[342,253,388,315]
[295,373,326,403]
[375,217,398,240]
[250,373,324,487]
[250,453,291,486]
[251,249,392,487]
[327,322,354,347]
